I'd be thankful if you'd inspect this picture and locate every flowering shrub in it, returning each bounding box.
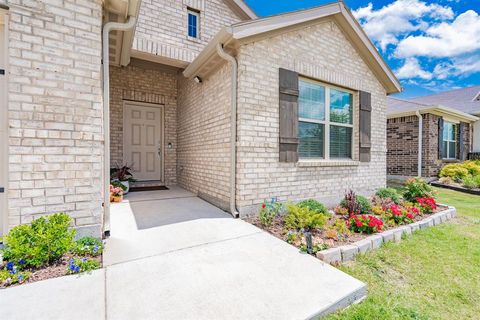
[384,204,417,225]
[347,215,383,234]
[416,197,437,214]
[259,198,283,227]
[66,258,100,275]
[403,178,434,202]
[110,185,123,197]
[72,237,104,257]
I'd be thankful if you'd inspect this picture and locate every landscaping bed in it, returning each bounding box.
[434,160,480,194]
[245,178,453,264]
[0,213,104,288]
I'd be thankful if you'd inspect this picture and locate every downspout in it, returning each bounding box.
[415,111,422,177]
[216,43,239,218]
[102,17,137,236]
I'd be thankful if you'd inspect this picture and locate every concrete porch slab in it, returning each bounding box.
[106,231,366,320]
[0,269,105,320]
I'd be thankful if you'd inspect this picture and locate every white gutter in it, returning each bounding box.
[102,17,137,236]
[216,43,239,218]
[415,111,422,177]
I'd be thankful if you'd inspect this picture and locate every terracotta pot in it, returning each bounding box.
[110,194,123,203]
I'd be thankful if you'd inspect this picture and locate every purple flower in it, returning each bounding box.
[6,262,14,271]
[18,259,26,266]
[82,258,87,263]
[69,263,77,272]
[18,274,24,281]
[74,266,80,273]
[92,246,99,254]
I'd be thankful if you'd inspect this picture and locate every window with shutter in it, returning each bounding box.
[297,78,354,160]
[359,91,371,162]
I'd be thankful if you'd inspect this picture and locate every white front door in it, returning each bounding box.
[123,102,164,181]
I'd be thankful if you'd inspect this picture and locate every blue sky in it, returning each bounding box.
[244,0,480,98]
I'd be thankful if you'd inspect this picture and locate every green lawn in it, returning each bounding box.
[326,187,480,320]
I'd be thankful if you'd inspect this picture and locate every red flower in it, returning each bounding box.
[355,220,363,227]
[406,213,413,219]
[262,203,266,209]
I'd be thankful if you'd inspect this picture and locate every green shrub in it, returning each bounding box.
[297,199,328,215]
[440,163,469,180]
[462,161,480,176]
[462,176,478,189]
[340,190,372,215]
[73,237,104,257]
[284,203,327,231]
[403,177,434,202]
[375,187,402,204]
[474,175,480,188]
[2,213,75,268]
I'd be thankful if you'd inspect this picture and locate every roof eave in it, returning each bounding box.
[388,106,479,122]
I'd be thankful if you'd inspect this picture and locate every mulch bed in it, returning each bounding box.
[245,205,447,250]
[0,254,102,289]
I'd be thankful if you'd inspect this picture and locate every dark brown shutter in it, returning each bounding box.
[279,68,299,162]
[359,91,371,162]
[459,122,465,160]
[438,117,444,159]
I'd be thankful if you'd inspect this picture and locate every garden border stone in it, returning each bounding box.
[319,206,457,264]
[431,181,480,195]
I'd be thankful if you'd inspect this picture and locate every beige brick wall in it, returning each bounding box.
[133,0,242,64]
[236,19,388,214]
[109,60,177,184]
[6,0,104,236]
[177,63,232,209]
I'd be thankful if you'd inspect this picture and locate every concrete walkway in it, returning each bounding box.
[0,187,366,320]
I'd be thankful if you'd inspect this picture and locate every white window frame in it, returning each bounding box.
[443,121,457,160]
[298,78,354,160]
[187,9,200,39]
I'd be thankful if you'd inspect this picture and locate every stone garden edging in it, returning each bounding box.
[317,206,457,264]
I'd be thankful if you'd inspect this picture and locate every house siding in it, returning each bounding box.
[387,113,472,178]
[133,0,243,65]
[235,19,387,215]
[6,0,104,236]
[109,61,178,185]
[177,63,232,209]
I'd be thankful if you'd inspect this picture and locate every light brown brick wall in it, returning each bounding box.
[133,0,243,64]
[177,63,232,208]
[109,61,177,184]
[6,0,104,236]
[235,19,388,214]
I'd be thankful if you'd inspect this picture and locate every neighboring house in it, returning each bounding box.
[0,0,401,238]
[387,88,480,179]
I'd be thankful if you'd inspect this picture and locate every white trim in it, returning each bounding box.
[442,121,457,160]
[122,101,165,183]
[187,9,200,39]
[388,105,479,122]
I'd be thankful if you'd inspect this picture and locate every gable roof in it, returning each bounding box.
[410,86,480,115]
[387,96,479,122]
[183,1,402,94]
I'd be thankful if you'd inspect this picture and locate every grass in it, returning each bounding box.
[326,187,480,320]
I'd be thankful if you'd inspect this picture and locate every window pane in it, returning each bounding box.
[299,80,325,120]
[299,122,324,158]
[450,124,457,140]
[330,89,352,124]
[330,125,352,158]
[443,141,448,158]
[449,141,456,159]
[188,13,197,38]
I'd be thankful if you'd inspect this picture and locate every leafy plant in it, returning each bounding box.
[334,206,349,216]
[297,199,328,215]
[375,188,402,204]
[340,189,361,216]
[403,178,434,202]
[258,199,283,227]
[66,258,100,275]
[110,163,135,182]
[0,264,30,286]
[2,213,75,268]
[72,237,103,257]
[462,175,478,189]
[110,180,127,191]
[284,203,327,231]
[347,215,383,234]
[340,190,371,215]
[383,204,417,225]
[299,242,328,254]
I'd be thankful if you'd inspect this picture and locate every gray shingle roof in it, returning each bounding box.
[411,86,480,115]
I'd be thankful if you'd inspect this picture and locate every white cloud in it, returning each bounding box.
[433,55,480,79]
[395,58,432,80]
[352,0,453,50]
[395,10,480,58]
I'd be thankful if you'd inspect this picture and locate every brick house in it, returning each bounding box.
[387,95,479,179]
[0,0,401,238]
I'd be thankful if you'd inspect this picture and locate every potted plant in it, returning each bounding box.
[110,163,135,194]
[109,185,124,203]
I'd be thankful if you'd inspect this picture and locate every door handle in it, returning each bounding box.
[157,147,162,157]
